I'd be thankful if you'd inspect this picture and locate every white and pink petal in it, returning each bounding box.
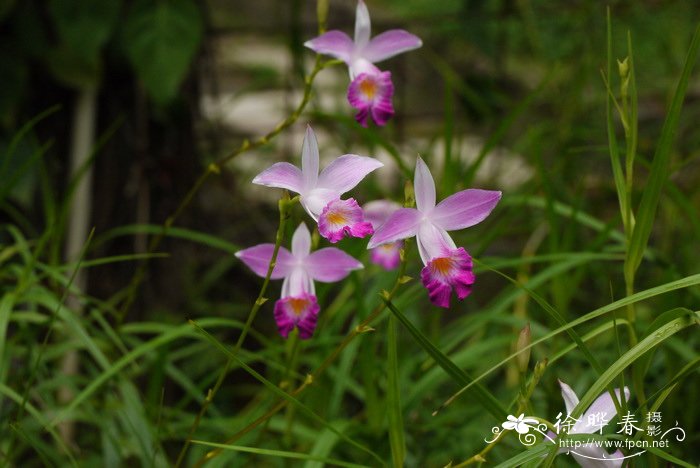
[576,387,630,434]
[252,162,304,193]
[303,30,354,63]
[367,207,421,248]
[317,154,384,194]
[235,244,293,279]
[306,248,364,282]
[354,0,371,48]
[431,189,502,231]
[415,222,456,266]
[301,125,320,191]
[558,380,581,416]
[362,29,422,63]
[414,157,437,212]
[291,222,312,258]
[281,267,315,299]
[301,188,339,221]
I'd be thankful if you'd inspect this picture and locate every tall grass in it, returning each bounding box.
[1,3,698,467]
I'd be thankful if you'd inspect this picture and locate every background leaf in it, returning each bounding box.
[123,0,203,104]
[47,0,121,87]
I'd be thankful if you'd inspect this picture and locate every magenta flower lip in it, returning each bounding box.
[318,198,374,243]
[347,71,395,127]
[304,0,422,79]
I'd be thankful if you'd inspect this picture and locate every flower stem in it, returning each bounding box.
[174,193,297,468]
[115,56,337,325]
[194,240,414,466]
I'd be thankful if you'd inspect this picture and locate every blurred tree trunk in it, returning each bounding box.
[58,86,97,446]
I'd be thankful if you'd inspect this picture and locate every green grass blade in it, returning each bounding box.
[93,224,240,254]
[479,260,605,376]
[570,310,696,418]
[0,105,60,180]
[0,383,78,467]
[386,314,405,467]
[303,420,351,468]
[646,447,695,468]
[190,440,368,468]
[189,320,387,466]
[604,10,630,233]
[0,293,15,377]
[627,23,700,276]
[436,275,700,412]
[382,297,508,421]
[49,318,239,428]
[493,442,551,468]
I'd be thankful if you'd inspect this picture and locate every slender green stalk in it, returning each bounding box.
[386,313,405,467]
[116,56,337,324]
[195,241,414,466]
[282,330,302,447]
[174,193,298,468]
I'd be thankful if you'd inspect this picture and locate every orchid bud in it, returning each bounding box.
[404,179,415,208]
[618,57,630,99]
[516,323,531,373]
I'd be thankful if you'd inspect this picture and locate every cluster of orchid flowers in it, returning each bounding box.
[234,5,639,467]
[236,1,501,339]
[237,126,501,339]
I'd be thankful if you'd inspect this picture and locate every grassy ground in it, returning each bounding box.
[1,1,699,466]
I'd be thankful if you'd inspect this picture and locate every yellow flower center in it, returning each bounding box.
[359,78,377,99]
[287,298,309,316]
[326,211,348,226]
[430,257,454,275]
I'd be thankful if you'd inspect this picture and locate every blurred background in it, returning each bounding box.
[1,0,699,465]
[2,0,699,316]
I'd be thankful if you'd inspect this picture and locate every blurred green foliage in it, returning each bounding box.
[0,0,203,125]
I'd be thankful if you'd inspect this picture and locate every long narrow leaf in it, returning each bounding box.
[190,440,368,468]
[382,297,508,421]
[189,320,387,467]
[386,315,405,467]
[571,310,696,417]
[436,274,700,412]
[627,23,700,276]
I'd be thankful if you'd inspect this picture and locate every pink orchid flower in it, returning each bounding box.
[304,0,422,79]
[363,199,403,270]
[236,222,363,339]
[304,0,421,127]
[253,125,383,243]
[552,380,631,468]
[367,157,501,308]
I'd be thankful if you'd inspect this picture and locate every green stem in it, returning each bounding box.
[195,241,413,466]
[282,330,301,447]
[116,57,337,324]
[174,194,298,468]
